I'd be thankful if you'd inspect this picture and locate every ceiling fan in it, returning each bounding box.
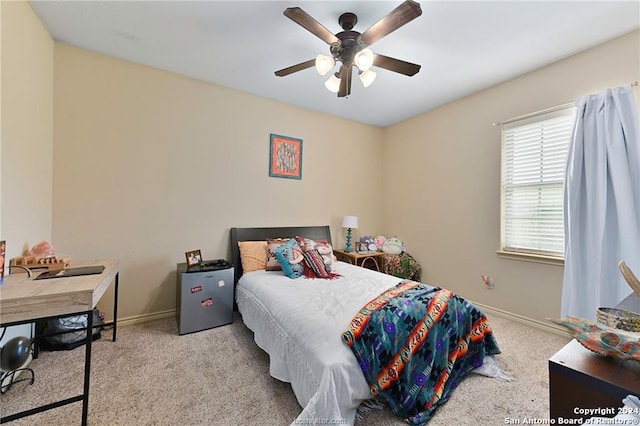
[275,0,422,98]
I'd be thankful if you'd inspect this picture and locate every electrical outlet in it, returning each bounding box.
[481,275,494,289]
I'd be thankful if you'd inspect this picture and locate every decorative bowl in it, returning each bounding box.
[596,307,640,333]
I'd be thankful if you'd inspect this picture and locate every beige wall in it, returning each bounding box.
[1,0,53,263]
[4,4,638,324]
[53,44,384,319]
[382,30,640,322]
[0,0,53,342]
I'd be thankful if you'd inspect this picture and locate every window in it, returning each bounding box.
[500,107,575,259]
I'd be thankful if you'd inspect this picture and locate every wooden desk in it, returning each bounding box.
[0,259,119,425]
[334,249,385,272]
[549,339,640,422]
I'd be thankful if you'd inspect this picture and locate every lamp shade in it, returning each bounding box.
[354,48,374,71]
[324,74,341,93]
[315,54,335,76]
[359,69,377,88]
[342,216,358,229]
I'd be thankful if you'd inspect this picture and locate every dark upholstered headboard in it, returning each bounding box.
[230,225,332,284]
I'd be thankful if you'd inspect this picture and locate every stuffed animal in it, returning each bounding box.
[360,235,376,252]
[374,235,386,251]
[382,237,404,255]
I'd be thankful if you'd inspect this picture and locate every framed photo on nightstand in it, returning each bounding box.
[355,242,369,253]
[185,249,202,267]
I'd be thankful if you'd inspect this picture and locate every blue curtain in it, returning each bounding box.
[561,85,640,319]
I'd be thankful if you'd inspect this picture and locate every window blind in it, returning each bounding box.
[501,108,575,257]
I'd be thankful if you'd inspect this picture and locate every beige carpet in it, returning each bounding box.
[1,312,570,425]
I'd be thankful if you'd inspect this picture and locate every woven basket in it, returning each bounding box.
[596,307,640,333]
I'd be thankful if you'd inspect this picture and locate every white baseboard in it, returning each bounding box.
[114,309,176,327]
[472,301,572,338]
[110,305,572,339]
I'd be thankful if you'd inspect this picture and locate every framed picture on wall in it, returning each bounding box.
[269,133,303,179]
[185,249,202,267]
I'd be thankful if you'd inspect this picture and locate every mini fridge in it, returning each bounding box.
[176,262,234,335]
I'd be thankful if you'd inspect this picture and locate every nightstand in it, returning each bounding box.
[334,249,385,272]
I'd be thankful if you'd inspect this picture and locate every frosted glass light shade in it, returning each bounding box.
[359,70,377,88]
[354,48,374,71]
[342,215,359,229]
[324,74,341,93]
[315,54,335,76]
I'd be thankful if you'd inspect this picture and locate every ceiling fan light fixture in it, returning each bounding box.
[275,2,423,98]
[354,48,374,71]
[324,73,341,92]
[315,54,335,76]
[359,69,377,88]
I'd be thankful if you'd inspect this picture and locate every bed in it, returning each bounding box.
[230,225,500,426]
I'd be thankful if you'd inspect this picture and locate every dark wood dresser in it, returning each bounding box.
[549,336,640,421]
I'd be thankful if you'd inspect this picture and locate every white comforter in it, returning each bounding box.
[236,261,403,425]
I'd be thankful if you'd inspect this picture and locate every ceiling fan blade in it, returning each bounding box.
[360,0,422,46]
[275,59,316,77]
[284,7,340,45]
[338,66,352,98]
[373,54,421,76]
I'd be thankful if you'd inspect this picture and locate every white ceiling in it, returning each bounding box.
[29,1,640,127]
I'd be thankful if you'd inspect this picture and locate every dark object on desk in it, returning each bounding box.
[185,259,231,273]
[35,265,105,280]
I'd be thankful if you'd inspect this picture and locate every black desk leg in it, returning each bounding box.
[81,309,93,426]
[112,272,119,342]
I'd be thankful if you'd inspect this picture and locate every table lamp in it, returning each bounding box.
[341,216,359,253]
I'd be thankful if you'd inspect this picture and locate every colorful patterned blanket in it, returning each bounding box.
[341,280,501,425]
